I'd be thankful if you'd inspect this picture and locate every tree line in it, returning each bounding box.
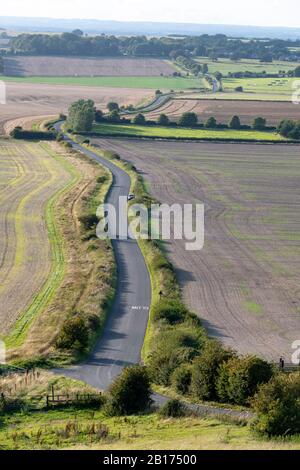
[6,32,300,62]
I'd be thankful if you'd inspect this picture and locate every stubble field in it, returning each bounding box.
[92,137,300,360]
[0,140,71,337]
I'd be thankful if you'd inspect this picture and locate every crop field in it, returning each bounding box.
[141,97,300,126]
[195,57,300,75]
[3,56,176,77]
[92,137,300,360]
[0,140,72,337]
[92,122,285,141]
[0,81,154,134]
[1,75,204,90]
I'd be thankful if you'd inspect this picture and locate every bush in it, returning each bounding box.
[178,112,198,127]
[149,327,205,386]
[235,86,244,92]
[216,355,274,405]
[10,127,56,140]
[56,316,89,351]
[78,214,99,230]
[108,110,121,122]
[106,366,152,416]
[152,299,188,325]
[159,399,185,418]
[133,113,146,125]
[251,372,300,436]
[171,364,192,394]
[191,340,234,401]
[157,114,170,126]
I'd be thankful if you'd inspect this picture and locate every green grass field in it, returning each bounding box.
[91,123,286,141]
[1,75,204,90]
[195,57,299,75]
[222,77,295,95]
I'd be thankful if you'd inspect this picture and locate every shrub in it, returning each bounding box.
[251,372,300,436]
[133,113,146,125]
[56,316,89,351]
[152,299,188,325]
[106,366,152,416]
[159,399,185,418]
[235,86,244,92]
[78,214,99,230]
[157,114,170,126]
[216,355,274,405]
[191,340,234,401]
[171,364,192,394]
[229,115,241,129]
[149,327,205,386]
[178,112,198,127]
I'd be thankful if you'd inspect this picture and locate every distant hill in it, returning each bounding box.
[1,16,300,40]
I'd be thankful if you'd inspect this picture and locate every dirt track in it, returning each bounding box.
[0,81,153,134]
[0,141,71,335]
[92,137,300,361]
[143,98,300,126]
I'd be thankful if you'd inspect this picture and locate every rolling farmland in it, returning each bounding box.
[92,137,300,360]
[138,97,300,126]
[0,141,72,337]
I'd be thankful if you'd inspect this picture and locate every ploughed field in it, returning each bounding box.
[92,137,300,360]
[0,141,71,335]
[3,56,176,77]
[143,98,300,126]
[0,81,153,134]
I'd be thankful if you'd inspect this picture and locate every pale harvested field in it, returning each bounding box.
[0,140,71,335]
[93,138,300,360]
[143,98,300,126]
[0,81,153,134]
[4,56,175,77]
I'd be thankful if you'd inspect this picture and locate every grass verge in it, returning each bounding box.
[89,122,288,142]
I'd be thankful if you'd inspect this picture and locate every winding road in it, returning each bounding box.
[54,123,151,390]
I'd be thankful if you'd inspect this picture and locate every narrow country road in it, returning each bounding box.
[54,123,151,390]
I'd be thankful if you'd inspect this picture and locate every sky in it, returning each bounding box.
[0,0,299,28]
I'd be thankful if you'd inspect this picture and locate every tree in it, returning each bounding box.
[278,119,296,137]
[235,86,244,92]
[95,109,104,122]
[107,102,119,112]
[133,113,146,125]
[294,66,300,77]
[106,366,152,415]
[56,316,89,351]
[178,112,198,127]
[214,71,223,81]
[229,115,241,129]
[252,372,300,436]
[67,99,95,132]
[216,355,274,405]
[72,29,84,37]
[191,341,235,401]
[253,117,267,130]
[205,117,217,128]
[157,114,170,126]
